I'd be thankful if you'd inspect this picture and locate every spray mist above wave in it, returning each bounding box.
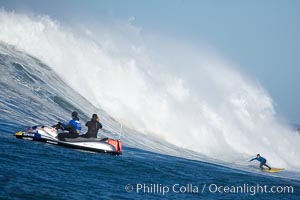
[0,10,299,170]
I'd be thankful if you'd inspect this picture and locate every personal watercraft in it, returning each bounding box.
[14,125,123,155]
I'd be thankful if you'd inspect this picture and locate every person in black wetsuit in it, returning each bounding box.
[81,114,102,138]
[54,111,82,141]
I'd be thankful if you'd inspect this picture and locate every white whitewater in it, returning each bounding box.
[0,10,299,172]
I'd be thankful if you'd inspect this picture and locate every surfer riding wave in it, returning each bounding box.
[249,154,271,170]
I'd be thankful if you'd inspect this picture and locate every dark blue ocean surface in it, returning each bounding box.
[0,122,299,200]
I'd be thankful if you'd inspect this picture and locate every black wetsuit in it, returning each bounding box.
[82,119,102,138]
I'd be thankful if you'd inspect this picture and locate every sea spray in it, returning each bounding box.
[0,10,299,170]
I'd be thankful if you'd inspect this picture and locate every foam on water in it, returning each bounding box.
[0,10,299,171]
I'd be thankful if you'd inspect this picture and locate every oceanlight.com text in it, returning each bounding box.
[125,183,294,196]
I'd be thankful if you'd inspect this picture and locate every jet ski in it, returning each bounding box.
[14,125,123,155]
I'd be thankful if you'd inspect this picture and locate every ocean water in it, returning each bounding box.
[0,11,300,199]
[0,121,299,200]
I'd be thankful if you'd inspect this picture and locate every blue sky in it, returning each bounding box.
[1,0,300,123]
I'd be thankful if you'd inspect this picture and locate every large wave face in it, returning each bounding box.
[0,10,299,171]
[0,42,107,131]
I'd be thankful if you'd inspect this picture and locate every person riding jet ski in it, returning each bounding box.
[54,111,82,141]
[81,114,103,138]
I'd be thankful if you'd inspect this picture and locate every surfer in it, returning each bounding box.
[249,154,271,170]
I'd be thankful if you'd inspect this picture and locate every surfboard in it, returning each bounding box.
[262,168,284,173]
